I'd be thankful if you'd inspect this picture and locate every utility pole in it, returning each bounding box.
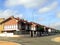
[30,9,36,37]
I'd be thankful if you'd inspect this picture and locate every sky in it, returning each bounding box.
[0,0,60,29]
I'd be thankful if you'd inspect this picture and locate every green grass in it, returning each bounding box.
[0,34,60,45]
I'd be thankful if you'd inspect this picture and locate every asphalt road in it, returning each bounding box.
[0,34,60,45]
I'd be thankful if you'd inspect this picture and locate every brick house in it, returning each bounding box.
[0,16,18,33]
[0,16,31,34]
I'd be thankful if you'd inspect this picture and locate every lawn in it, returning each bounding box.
[0,34,60,45]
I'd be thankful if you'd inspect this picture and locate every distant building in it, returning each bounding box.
[0,18,5,33]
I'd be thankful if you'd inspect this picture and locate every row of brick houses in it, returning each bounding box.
[0,16,55,35]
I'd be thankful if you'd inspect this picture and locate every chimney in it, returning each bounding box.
[10,16,14,18]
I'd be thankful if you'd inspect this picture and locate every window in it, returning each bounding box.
[15,24,17,28]
[11,25,13,29]
[19,24,21,29]
[9,25,11,29]
[26,25,28,30]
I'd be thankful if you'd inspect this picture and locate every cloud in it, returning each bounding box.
[56,12,60,18]
[39,1,58,13]
[5,0,47,8]
[49,22,60,30]
[0,9,23,19]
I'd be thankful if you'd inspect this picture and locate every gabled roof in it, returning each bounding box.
[0,16,28,24]
[28,22,37,25]
[0,16,20,24]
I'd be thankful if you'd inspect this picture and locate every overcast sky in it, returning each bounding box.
[0,0,60,29]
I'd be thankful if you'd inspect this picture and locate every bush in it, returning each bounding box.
[37,26,44,31]
[55,30,60,33]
